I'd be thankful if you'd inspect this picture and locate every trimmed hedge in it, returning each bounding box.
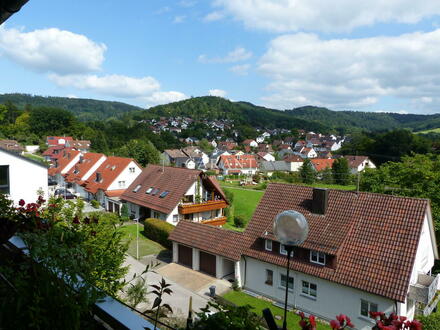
[143,218,174,249]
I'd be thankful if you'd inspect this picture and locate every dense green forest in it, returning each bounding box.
[0,93,142,121]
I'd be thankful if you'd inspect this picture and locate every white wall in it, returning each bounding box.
[81,155,107,181]
[0,150,48,205]
[243,257,395,330]
[107,160,142,191]
[289,161,303,172]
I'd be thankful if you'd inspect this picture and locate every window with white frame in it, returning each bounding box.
[118,181,125,188]
[265,239,272,251]
[360,299,378,317]
[280,244,292,256]
[310,250,326,265]
[0,166,9,194]
[280,274,294,290]
[265,269,273,286]
[129,167,135,173]
[173,214,178,223]
[301,281,317,298]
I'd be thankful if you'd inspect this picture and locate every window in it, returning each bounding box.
[265,239,272,251]
[173,214,179,223]
[265,269,273,286]
[118,181,125,188]
[159,191,169,198]
[280,274,294,290]
[310,250,326,265]
[133,184,141,193]
[151,188,160,196]
[280,244,291,256]
[95,172,102,182]
[146,187,153,194]
[302,281,317,298]
[360,299,378,317]
[129,167,135,173]
[0,166,10,194]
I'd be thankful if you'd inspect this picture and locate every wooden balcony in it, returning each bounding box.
[201,216,227,226]
[178,200,228,215]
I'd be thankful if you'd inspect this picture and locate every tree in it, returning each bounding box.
[117,139,160,166]
[300,159,315,184]
[29,106,76,136]
[198,138,214,153]
[332,158,350,185]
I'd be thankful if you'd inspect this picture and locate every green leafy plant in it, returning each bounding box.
[143,218,174,249]
[90,199,100,209]
[146,277,174,330]
[234,216,246,228]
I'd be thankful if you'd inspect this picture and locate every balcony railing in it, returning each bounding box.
[408,273,440,315]
[200,216,227,226]
[178,200,228,215]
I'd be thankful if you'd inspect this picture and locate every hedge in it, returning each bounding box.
[143,218,174,249]
[418,312,440,330]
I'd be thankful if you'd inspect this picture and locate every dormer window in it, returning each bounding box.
[95,172,102,183]
[280,244,290,256]
[73,166,79,174]
[265,239,272,251]
[310,250,326,265]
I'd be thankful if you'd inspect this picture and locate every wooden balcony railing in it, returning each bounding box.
[201,216,227,226]
[178,200,228,215]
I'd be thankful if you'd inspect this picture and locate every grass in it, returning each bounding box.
[222,290,330,330]
[118,224,167,258]
[221,179,356,191]
[23,153,47,165]
[221,186,264,231]
[417,127,440,134]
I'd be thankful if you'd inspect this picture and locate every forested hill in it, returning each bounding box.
[0,93,143,121]
[130,96,440,133]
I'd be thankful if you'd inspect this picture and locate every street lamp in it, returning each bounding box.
[136,217,139,260]
[273,210,309,330]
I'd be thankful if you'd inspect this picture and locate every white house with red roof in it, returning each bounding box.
[48,148,81,185]
[344,155,376,174]
[169,184,438,329]
[217,154,258,175]
[81,156,142,211]
[46,136,73,147]
[242,139,258,148]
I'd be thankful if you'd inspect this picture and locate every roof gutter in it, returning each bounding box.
[0,0,29,24]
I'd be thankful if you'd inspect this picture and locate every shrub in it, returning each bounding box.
[224,189,234,204]
[120,204,129,221]
[255,182,267,190]
[416,313,440,330]
[90,199,100,209]
[143,218,174,249]
[234,216,246,228]
[231,279,241,291]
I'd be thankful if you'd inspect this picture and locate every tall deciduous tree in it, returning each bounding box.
[300,159,315,184]
[117,139,160,167]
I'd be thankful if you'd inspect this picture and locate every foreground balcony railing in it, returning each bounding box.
[408,273,440,315]
[178,200,228,214]
[200,216,227,226]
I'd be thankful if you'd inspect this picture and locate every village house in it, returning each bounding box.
[46,136,73,147]
[242,139,259,148]
[299,147,318,159]
[258,160,302,176]
[48,148,81,185]
[63,153,107,198]
[121,165,228,225]
[169,184,438,329]
[344,155,377,174]
[256,152,276,162]
[217,154,258,175]
[310,158,336,172]
[283,155,304,171]
[66,139,91,152]
[0,148,48,205]
[81,156,142,211]
[0,139,25,154]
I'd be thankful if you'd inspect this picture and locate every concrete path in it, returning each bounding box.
[121,255,219,318]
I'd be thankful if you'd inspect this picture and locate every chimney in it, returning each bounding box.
[312,188,328,215]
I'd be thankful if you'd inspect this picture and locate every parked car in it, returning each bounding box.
[48,178,57,186]
[54,188,76,199]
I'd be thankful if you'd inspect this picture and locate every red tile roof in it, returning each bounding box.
[219,154,257,169]
[344,155,369,169]
[105,189,126,197]
[310,158,335,171]
[48,148,80,176]
[42,145,64,157]
[82,156,134,194]
[46,136,73,146]
[284,155,304,163]
[64,153,106,184]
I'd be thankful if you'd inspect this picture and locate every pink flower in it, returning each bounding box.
[330,320,340,329]
[19,199,25,206]
[309,315,316,327]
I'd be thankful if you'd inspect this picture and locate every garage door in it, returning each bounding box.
[178,245,193,268]
[199,251,216,277]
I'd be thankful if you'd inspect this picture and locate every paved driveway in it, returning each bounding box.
[122,256,230,318]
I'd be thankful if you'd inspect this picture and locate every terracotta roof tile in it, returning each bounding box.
[48,148,80,176]
[311,158,335,171]
[64,153,106,184]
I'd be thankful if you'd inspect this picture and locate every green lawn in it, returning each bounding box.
[23,153,47,165]
[222,290,330,330]
[118,224,167,258]
[221,179,355,191]
[417,127,440,134]
[222,187,264,231]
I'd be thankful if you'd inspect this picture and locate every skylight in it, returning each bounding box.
[159,191,169,198]
[146,187,153,194]
[133,184,141,193]
[151,188,160,196]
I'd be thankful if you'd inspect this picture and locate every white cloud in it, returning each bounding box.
[203,11,225,22]
[173,16,186,24]
[144,91,188,105]
[154,6,171,15]
[258,30,440,111]
[229,63,250,76]
[199,47,252,63]
[0,26,106,74]
[179,0,197,7]
[209,89,227,97]
[213,0,440,33]
[49,74,161,98]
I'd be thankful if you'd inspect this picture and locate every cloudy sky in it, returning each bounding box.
[1,0,440,113]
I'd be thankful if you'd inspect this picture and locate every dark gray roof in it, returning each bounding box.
[259,161,290,172]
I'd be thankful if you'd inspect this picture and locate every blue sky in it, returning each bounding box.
[1,0,440,114]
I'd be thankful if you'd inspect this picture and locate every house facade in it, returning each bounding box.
[344,155,377,174]
[121,165,228,226]
[48,148,81,185]
[0,148,48,204]
[169,184,438,329]
[217,154,258,175]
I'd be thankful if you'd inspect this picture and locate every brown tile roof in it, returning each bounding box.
[42,145,64,157]
[121,165,203,214]
[344,155,369,169]
[64,153,106,184]
[169,221,245,261]
[0,139,24,152]
[219,154,257,169]
[284,155,304,163]
[310,158,335,171]
[69,140,91,149]
[82,156,134,194]
[48,148,80,176]
[105,189,126,197]
[243,183,431,302]
[164,149,187,158]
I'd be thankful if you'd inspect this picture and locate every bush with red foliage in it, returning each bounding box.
[298,311,317,330]
[370,312,422,330]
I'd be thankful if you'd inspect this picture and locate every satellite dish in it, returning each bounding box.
[273,210,309,246]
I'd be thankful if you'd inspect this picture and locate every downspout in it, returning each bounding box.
[242,256,247,288]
